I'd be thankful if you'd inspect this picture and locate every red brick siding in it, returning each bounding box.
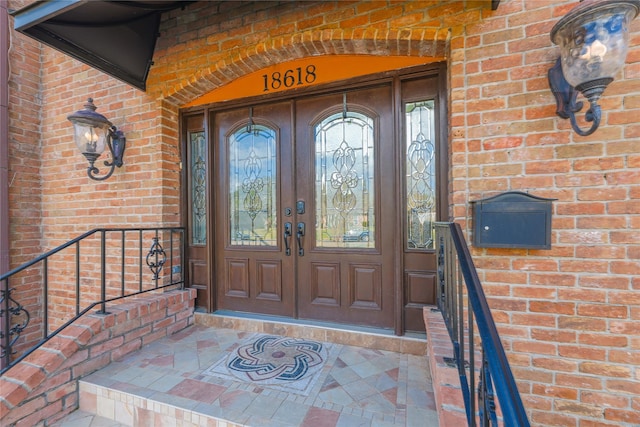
[7,0,45,357]
[451,2,640,426]
[6,0,640,426]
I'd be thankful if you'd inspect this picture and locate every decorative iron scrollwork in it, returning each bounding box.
[478,349,498,426]
[0,288,31,359]
[146,237,166,281]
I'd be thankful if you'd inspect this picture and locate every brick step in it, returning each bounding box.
[76,380,242,427]
[0,289,198,427]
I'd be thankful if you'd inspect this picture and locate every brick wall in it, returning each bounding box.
[452,2,640,426]
[7,0,45,356]
[8,0,184,352]
[6,1,640,426]
[0,288,196,426]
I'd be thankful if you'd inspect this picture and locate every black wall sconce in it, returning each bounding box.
[549,0,640,136]
[67,98,126,181]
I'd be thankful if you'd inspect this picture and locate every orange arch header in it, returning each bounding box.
[183,55,439,107]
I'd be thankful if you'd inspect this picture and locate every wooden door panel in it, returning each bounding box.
[189,260,209,306]
[405,271,436,305]
[214,101,295,317]
[256,260,282,301]
[349,263,381,310]
[295,84,396,329]
[310,262,340,306]
[225,258,249,298]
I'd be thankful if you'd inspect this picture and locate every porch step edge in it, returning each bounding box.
[78,380,246,427]
[195,311,427,355]
[423,307,468,427]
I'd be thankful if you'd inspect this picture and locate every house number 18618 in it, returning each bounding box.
[262,65,317,92]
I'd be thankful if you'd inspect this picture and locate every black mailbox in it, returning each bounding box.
[471,191,555,249]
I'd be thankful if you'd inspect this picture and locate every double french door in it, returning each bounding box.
[185,67,445,333]
[214,84,395,328]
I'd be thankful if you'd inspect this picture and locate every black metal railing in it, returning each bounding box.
[435,222,530,427]
[0,227,185,374]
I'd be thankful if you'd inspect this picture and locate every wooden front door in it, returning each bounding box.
[213,85,395,328]
[189,66,446,333]
[294,85,395,328]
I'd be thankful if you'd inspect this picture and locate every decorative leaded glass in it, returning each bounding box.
[315,112,375,248]
[229,124,277,246]
[406,100,436,249]
[190,131,207,246]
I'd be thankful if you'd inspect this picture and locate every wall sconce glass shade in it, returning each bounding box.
[67,98,126,180]
[549,0,640,136]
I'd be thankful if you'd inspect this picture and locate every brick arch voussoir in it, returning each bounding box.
[163,27,449,107]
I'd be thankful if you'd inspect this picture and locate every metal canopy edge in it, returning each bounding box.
[12,0,84,29]
[11,0,189,91]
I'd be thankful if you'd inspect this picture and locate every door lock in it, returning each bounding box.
[296,200,305,215]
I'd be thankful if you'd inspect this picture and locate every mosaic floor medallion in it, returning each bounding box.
[203,334,333,395]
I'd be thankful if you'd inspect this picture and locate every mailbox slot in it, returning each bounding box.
[471,191,555,249]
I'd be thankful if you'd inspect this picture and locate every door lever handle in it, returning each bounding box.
[284,222,292,256]
[296,222,305,256]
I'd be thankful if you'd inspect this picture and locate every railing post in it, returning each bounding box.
[169,230,174,285]
[1,278,8,370]
[43,257,48,337]
[139,229,143,292]
[180,228,186,290]
[121,230,125,296]
[75,241,80,316]
[98,230,106,314]
[154,229,159,288]
[468,296,476,426]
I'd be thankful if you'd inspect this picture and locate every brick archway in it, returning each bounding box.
[155,28,450,107]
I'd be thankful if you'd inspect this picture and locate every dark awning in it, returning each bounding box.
[11,1,191,91]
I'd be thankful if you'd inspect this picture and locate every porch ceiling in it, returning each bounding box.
[11,0,500,92]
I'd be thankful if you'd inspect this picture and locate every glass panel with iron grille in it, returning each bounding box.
[406,100,436,250]
[315,112,375,249]
[190,131,207,246]
[229,124,277,246]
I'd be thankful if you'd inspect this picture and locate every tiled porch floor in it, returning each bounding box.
[53,322,438,427]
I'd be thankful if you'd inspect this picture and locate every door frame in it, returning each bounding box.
[180,62,449,335]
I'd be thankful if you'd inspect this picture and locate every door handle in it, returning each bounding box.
[296,222,305,256]
[284,222,292,256]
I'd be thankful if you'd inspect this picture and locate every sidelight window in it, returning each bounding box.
[405,100,436,250]
[190,131,207,246]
